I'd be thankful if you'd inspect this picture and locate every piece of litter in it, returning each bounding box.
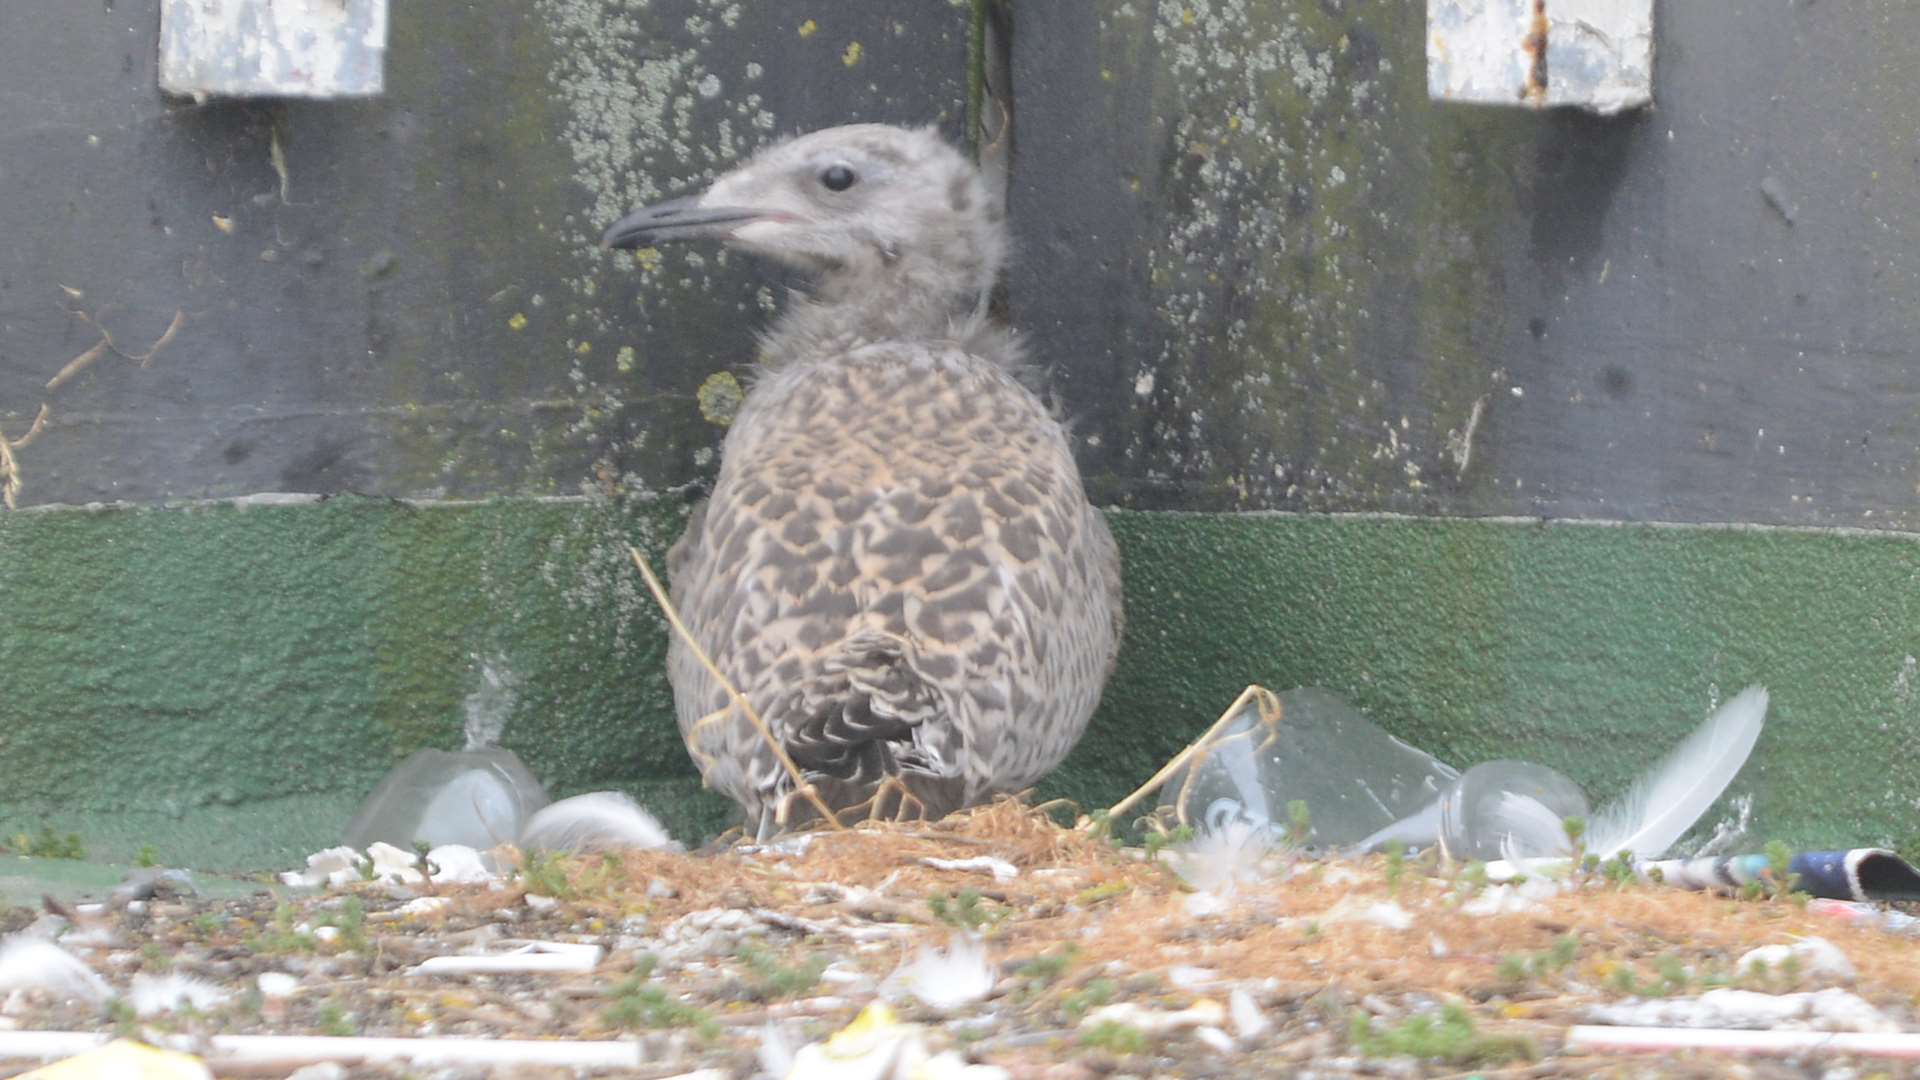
[128,973,232,1017]
[1323,897,1414,931]
[284,1064,348,1080]
[0,1032,645,1070]
[256,972,299,998]
[916,1052,1012,1080]
[1737,937,1854,984]
[1808,898,1920,935]
[755,1022,796,1079]
[920,856,1018,882]
[738,833,817,857]
[890,935,993,1012]
[1195,1025,1236,1053]
[1167,965,1219,990]
[397,896,450,917]
[523,894,559,912]
[1586,987,1894,1034]
[1184,890,1230,918]
[1081,999,1226,1034]
[366,842,426,884]
[15,1038,211,1079]
[412,941,603,976]
[279,846,366,889]
[1462,880,1553,917]
[423,844,495,884]
[1230,988,1270,1041]
[787,1002,928,1080]
[1566,1025,1920,1059]
[0,937,111,1004]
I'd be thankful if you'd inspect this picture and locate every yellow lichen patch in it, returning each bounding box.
[507,313,528,331]
[842,41,863,67]
[574,341,592,356]
[616,346,638,374]
[797,19,818,38]
[696,370,744,427]
[632,247,662,272]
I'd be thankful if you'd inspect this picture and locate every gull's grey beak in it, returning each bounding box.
[601,195,764,249]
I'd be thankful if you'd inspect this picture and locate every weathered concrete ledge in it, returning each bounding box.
[2,496,1915,870]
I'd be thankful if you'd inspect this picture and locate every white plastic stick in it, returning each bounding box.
[1567,1025,1920,1060]
[0,1031,645,1069]
[411,941,603,975]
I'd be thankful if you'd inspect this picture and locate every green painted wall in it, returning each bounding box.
[3,498,1913,870]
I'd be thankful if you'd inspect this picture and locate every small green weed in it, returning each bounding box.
[602,975,720,1039]
[1496,934,1578,986]
[247,903,318,955]
[1383,848,1406,896]
[1011,947,1076,992]
[134,844,160,869]
[736,941,827,1001]
[1602,850,1637,887]
[316,1001,357,1037]
[520,849,576,898]
[1142,824,1194,860]
[1285,800,1312,846]
[1079,1019,1146,1055]
[1059,977,1115,1023]
[928,889,1007,931]
[1350,1003,1533,1065]
[317,896,369,953]
[7,825,86,860]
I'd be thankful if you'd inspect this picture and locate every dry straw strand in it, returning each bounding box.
[627,544,845,832]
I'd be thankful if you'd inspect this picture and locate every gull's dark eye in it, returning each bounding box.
[820,164,857,192]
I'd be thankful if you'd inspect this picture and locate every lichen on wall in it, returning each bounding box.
[1076,0,1533,512]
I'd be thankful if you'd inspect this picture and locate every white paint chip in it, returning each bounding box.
[160,0,388,99]
[1427,0,1653,114]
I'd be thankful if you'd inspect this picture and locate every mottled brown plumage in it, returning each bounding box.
[604,125,1122,834]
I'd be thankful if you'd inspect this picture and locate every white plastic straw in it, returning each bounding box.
[1567,1025,1920,1060]
[0,1031,645,1069]
[411,941,603,975]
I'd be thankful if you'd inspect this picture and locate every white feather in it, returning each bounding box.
[129,972,232,1016]
[0,936,112,1003]
[755,1021,797,1079]
[1173,820,1274,897]
[517,792,681,852]
[890,933,994,1012]
[1585,685,1769,861]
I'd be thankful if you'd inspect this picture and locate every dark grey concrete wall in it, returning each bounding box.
[1012,1,1920,525]
[1,0,969,507]
[4,1,1915,526]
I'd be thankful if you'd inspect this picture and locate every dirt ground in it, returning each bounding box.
[1,801,1916,1078]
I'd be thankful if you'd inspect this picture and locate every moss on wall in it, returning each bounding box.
[3,498,1915,869]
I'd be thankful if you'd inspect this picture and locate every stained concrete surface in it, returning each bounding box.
[1,1,1917,870]
[1010,1,1920,524]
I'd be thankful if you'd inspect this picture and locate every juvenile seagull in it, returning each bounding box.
[604,124,1123,835]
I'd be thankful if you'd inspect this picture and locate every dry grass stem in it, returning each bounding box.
[1101,684,1283,828]
[45,340,108,391]
[627,544,845,832]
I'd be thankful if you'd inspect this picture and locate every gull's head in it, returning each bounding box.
[602,124,1004,305]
